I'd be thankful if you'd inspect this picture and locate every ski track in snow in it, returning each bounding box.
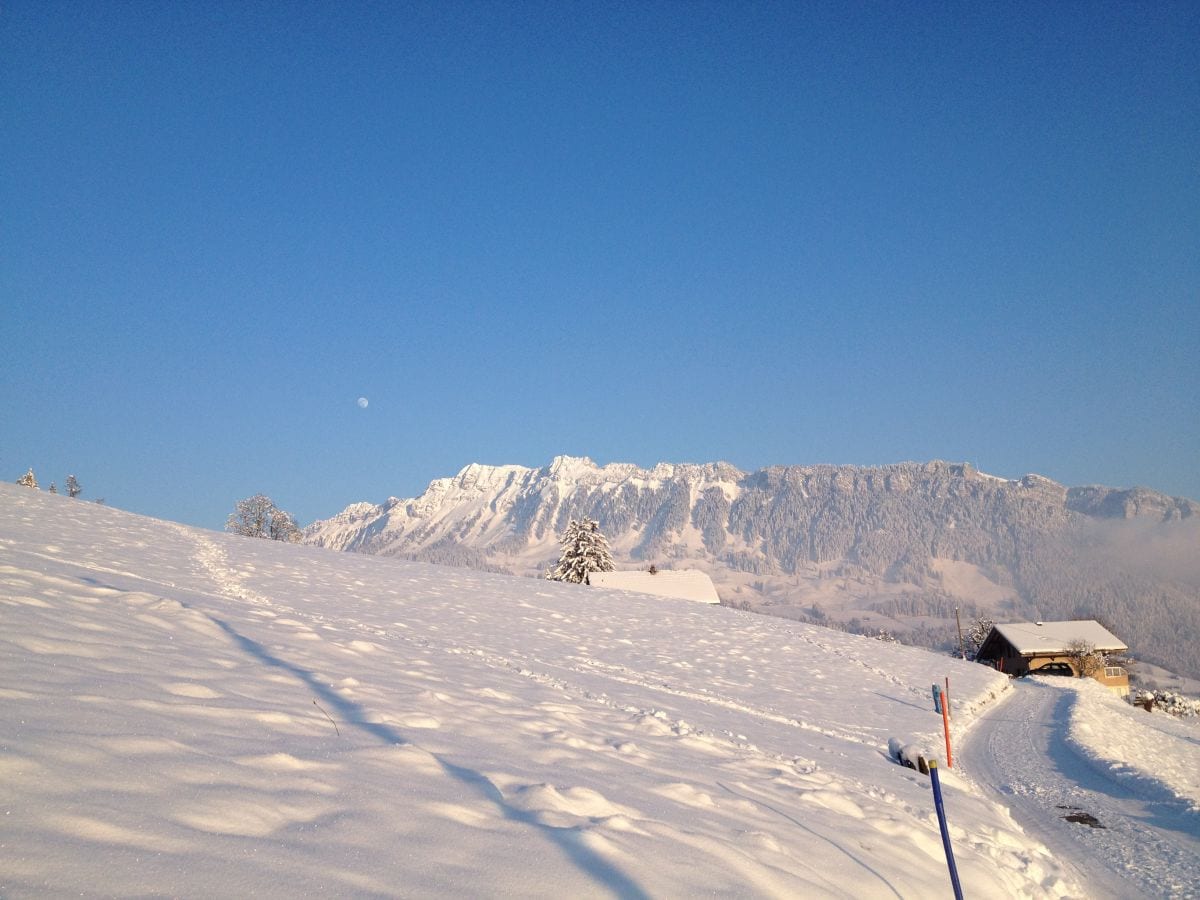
[961,680,1200,900]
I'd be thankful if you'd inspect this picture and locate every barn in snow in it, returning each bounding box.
[976,620,1130,696]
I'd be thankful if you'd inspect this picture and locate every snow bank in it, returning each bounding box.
[1062,677,1200,812]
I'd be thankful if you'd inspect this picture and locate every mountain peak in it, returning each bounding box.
[546,455,597,479]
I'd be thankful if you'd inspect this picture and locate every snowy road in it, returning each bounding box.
[961,679,1200,899]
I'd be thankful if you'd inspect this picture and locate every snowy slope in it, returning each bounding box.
[2,483,1082,898]
[962,679,1200,899]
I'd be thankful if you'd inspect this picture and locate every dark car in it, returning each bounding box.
[1031,662,1075,677]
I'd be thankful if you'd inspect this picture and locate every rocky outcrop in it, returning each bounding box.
[1067,486,1198,521]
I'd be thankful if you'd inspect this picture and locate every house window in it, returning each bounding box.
[1104,666,1127,678]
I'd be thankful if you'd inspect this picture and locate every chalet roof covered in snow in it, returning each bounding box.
[988,620,1128,655]
[587,569,721,604]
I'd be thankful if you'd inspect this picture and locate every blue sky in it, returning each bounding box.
[3,1,1198,529]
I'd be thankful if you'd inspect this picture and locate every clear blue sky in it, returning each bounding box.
[4,1,1198,529]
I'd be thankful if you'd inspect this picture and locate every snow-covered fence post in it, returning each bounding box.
[941,693,953,768]
[929,761,963,900]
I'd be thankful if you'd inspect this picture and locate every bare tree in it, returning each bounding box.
[226,494,301,542]
[1064,639,1105,679]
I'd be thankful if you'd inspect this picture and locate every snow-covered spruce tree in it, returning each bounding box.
[65,474,82,498]
[48,482,57,494]
[226,494,301,542]
[546,518,615,584]
[16,468,38,489]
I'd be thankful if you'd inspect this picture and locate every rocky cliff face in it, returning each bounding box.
[304,457,1200,677]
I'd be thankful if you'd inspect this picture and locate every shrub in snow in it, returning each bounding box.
[1132,689,1200,718]
[545,518,615,584]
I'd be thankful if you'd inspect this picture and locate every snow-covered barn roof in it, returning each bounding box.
[588,570,721,604]
[989,620,1127,656]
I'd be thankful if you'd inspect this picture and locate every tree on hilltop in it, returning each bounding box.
[16,468,38,489]
[546,518,615,584]
[65,474,82,498]
[226,494,301,542]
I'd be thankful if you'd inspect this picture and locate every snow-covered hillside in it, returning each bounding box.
[0,484,1100,896]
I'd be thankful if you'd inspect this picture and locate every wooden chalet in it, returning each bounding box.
[976,620,1130,696]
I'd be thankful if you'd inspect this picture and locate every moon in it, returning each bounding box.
[357,397,369,409]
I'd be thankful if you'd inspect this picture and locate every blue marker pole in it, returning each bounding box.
[929,760,963,900]
[932,683,942,714]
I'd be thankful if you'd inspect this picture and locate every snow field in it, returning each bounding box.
[1,484,1079,897]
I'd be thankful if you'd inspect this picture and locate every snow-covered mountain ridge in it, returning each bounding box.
[305,457,1200,679]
